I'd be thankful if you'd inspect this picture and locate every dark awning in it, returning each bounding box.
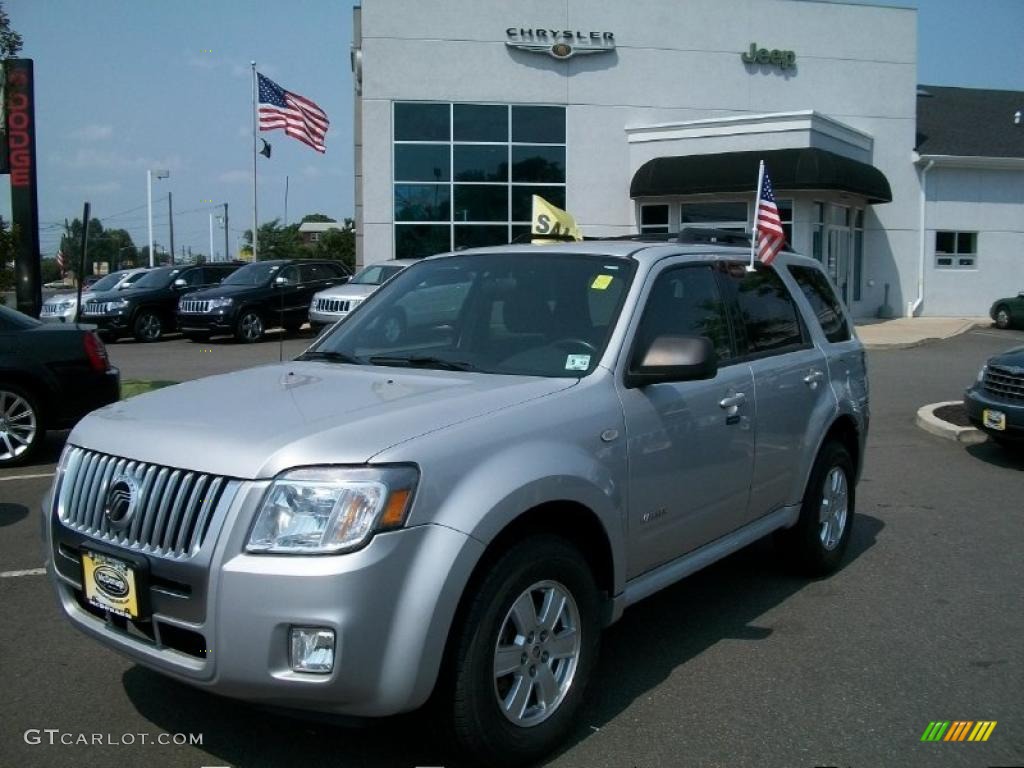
[630,147,892,204]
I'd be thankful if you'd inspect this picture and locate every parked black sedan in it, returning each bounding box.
[0,304,119,466]
[80,262,242,342]
[176,259,349,342]
[965,345,1024,447]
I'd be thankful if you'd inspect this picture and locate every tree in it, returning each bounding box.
[300,213,336,224]
[0,216,17,290]
[40,258,62,284]
[0,2,23,58]
[242,219,304,261]
[59,219,138,274]
[314,218,355,272]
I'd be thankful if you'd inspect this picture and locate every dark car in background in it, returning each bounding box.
[176,259,349,342]
[990,291,1024,330]
[0,305,118,466]
[965,346,1024,447]
[81,263,242,342]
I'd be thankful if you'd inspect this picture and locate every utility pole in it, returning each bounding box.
[223,203,229,261]
[209,213,215,262]
[168,191,175,265]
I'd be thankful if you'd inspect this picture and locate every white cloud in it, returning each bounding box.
[70,124,113,142]
[186,51,219,70]
[218,170,251,184]
[60,148,181,172]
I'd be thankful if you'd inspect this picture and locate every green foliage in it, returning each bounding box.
[300,213,336,224]
[0,2,23,58]
[242,218,304,261]
[40,258,62,284]
[58,218,138,275]
[0,216,17,290]
[313,219,356,273]
[243,216,355,272]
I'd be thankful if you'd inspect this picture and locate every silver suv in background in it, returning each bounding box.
[44,234,867,766]
[308,258,417,332]
[39,268,149,323]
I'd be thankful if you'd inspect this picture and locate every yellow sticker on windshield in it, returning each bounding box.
[591,275,613,290]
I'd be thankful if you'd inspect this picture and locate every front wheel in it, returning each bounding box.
[133,310,163,342]
[993,305,1011,330]
[774,441,855,575]
[235,310,264,343]
[0,386,43,467]
[449,536,600,767]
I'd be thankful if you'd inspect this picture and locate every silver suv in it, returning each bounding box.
[308,258,417,332]
[44,236,867,766]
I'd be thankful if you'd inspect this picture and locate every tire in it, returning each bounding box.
[132,310,163,343]
[184,332,211,343]
[774,441,855,576]
[235,309,264,343]
[993,305,1011,330]
[449,536,600,767]
[378,308,406,345]
[0,385,43,467]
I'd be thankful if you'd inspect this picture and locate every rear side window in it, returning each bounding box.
[788,265,851,343]
[718,263,806,357]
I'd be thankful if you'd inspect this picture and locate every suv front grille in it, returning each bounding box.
[983,365,1024,402]
[57,447,228,559]
[314,297,358,314]
[82,301,111,315]
[178,299,211,313]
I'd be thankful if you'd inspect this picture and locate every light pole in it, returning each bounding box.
[147,169,170,267]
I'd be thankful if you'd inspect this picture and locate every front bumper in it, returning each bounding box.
[79,312,129,334]
[964,386,1024,440]
[176,308,238,334]
[308,308,350,327]
[45,476,483,716]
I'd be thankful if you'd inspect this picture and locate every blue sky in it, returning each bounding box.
[3,0,1023,259]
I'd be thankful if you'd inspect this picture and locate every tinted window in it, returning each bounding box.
[453,184,507,222]
[511,106,565,143]
[453,104,506,142]
[511,146,565,183]
[634,266,733,363]
[90,271,129,292]
[511,186,565,222]
[222,262,281,286]
[395,145,450,182]
[719,264,806,356]
[454,145,508,182]
[133,267,178,289]
[395,184,450,222]
[278,266,298,285]
[454,225,508,250]
[352,264,404,285]
[182,268,205,286]
[394,103,449,141]
[395,225,449,259]
[788,265,851,344]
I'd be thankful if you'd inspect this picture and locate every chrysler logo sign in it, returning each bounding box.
[506,28,615,60]
[104,474,139,530]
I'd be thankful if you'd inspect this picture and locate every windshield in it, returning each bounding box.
[132,267,179,289]
[350,264,405,286]
[89,271,128,292]
[306,252,635,377]
[0,304,41,330]
[221,262,281,286]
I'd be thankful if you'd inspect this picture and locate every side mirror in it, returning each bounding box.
[274,275,288,286]
[173,278,187,289]
[625,335,718,388]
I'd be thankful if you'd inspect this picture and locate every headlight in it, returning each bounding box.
[108,299,131,310]
[976,364,988,383]
[209,297,233,309]
[247,466,418,554]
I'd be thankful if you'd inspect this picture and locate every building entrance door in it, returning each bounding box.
[827,207,852,303]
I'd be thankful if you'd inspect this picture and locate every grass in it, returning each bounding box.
[120,380,179,399]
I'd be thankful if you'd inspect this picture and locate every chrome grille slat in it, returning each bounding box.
[984,366,1024,401]
[315,297,352,314]
[179,299,211,313]
[56,448,228,559]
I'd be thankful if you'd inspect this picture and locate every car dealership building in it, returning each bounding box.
[351,0,1024,317]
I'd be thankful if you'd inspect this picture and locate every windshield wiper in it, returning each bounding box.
[296,350,365,365]
[367,355,479,372]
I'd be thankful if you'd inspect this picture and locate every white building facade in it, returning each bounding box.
[351,0,1024,318]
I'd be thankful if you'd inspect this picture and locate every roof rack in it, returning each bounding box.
[508,227,767,248]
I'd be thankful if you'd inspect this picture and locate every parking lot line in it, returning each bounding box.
[0,568,46,578]
[0,472,55,482]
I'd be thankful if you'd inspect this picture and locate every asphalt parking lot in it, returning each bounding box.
[1,327,1022,768]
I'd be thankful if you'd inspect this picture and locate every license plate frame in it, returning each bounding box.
[81,548,148,620]
[983,408,1007,431]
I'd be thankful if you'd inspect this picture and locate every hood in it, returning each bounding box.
[184,283,269,300]
[314,283,377,301]
[990,345,1024,370]
[44,292,78,305]
[69,362,577,479]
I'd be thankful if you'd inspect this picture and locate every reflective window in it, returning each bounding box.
[788,265,851,343]
[512,106,565,143]
[454,145,508,182]
[394,103,449,141]
[681,202,748,224]
[511,146,565,183]
[640,204,669,234]
[719,263,807,357]
[395,224,451,259]
[512,186,565,222]
[395,184,450,222]
[395,145,450,182]
[454,225,509,250]
[453,185,508,222]
[935,230,977,269]
[453,104,506,142]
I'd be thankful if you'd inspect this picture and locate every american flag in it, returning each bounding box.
[754,166,786,265]
[257,73,329,153]
[56,249,65,275]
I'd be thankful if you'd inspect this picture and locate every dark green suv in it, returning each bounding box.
[990,292,1024,330]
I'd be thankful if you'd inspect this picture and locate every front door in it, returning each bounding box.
[618,263,755,578]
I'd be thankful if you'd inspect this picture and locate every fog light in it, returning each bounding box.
[289,627,335,673]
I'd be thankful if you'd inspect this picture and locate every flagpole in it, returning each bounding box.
[251,60,259,260]
[748,160,765,271]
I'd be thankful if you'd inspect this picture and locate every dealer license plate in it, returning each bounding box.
[983,409,1007,431]
[82,551,140,619]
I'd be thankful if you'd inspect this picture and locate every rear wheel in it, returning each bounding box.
[993,305,1011,330]
[774,441,855,575]
[449,536,600,767]
[132,310,163,342]
[235,310,264,343]
[0,386,43,467]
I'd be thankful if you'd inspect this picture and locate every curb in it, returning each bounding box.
[860,320,988,350]
[915,401,987,445]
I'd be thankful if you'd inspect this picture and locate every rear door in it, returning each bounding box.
[717,261,833,518]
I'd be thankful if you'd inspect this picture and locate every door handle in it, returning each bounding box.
[719,392,747,409]
[803,369,825,389]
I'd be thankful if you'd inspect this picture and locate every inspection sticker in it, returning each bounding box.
[565,354,591,371]
[591,274,613,290]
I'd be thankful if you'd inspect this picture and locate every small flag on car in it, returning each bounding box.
[750,161,786,267]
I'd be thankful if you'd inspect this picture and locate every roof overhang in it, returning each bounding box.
[914,153,1024,171]
[631,147,893,204]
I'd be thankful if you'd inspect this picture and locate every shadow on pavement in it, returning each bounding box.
[965,440,1024,470]
[122,515,884,768]
[0,503,29,528]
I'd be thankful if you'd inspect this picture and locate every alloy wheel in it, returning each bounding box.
[995,309,1010,329]
[818,466,849,550]
[240,312,263,341]
[139,312,162,341]
[0,390,37,463]
[493,580,582,728]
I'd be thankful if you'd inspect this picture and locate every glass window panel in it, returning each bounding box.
[815,202,825,224]
[635,266,734,362]
[641,205,669,226]
[788,265,851,343]
[812,229,823,262]
[512,186,565,222]
[958,257,975,267]
[935,231,955,253]
[957,232,975,253]
[511,224,532,243]
[936,256,953,267]
[453,145,508,182]
[394,103,449,141]
[830,206,850,226]
[853,230,864,301]
[394,184,450,222]
[783,223,793,246]
[511,106,565,144]
[454,225,509,250]
[681,202,748,223]
[777,200,793,221]
[395,224,450,259]
[511,146,565,183]
[453,104,507,142]
[720,264,806,356]
[453,184,508,222]
[395,145,450,182]
[855,209,865,228]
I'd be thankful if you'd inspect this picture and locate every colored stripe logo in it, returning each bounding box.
[921,721,997,742]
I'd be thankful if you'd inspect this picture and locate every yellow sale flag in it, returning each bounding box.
[531,195,582,242]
